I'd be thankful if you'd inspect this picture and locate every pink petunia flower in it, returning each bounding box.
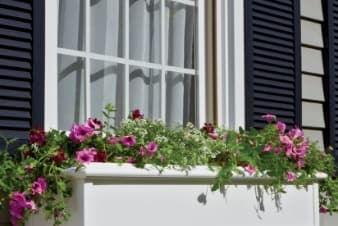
[31,177,47,195]
[107,136,119,145]
[121,135,136,147]
[288,127,304,140]
[69,124,94,143]
[264,144,272,152]
[208,133,218,140]
[127,157,137,163]
[139,146,146,156]
[261,114,276,123]
[244,164,256,175]
[276,121,286,134]
[286,172,297,182]
[274,147,282,154]
[25,200,37,211]
[75,148,97,163]
[223,134,228,141]
[280,135,293,145]
[85,118,103,130]
[146,141,158,157]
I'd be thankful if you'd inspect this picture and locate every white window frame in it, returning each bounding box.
[44,0,244,130]
[215,0,245,129]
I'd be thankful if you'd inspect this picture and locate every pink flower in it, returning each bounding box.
[223,134,228,141]
[274,147,282,154]
[25,200,37,211]
[146,141,158,157]
[208,133,218,140]
[85,118,103,130]
[130,109,144,120]
[288,127,304,140]
[264,144,272,152]
[286,172,297,182]
[202,123,215,134]
[29,126,46,146]
[320,206,329,214]
[244,164,256,175]
[31,177,47,195]
[139,147,146,156]
[75,148,97,163]
[261,114,276,123]
[107,136,119,144]
[276,121,286,134]
[127,157,137,163]
[121,135,136,147]
[69,124,94,143]
[285,144,295,157]
[297,159,305,170]
[280,135,292,145]
[9,192,27,225]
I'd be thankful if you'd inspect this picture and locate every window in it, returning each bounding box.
[45,0,245,130]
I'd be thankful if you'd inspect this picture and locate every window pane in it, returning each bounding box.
[129,0,161,63]
[166,72,195,125]
[166,1,195,69]
[90,60,124,125]
[90,0,124,57]
[129,66,161,119]
[58,0,85,50]
[58,55,86,130]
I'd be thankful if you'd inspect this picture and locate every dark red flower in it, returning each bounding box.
[52,148,68,165]
[94,150,107,162]
[130,109,144,120]
[202,123,215,134]
[29,126,46,146]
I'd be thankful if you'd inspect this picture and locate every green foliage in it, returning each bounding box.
[0,107,338,226]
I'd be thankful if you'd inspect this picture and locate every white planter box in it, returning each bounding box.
[321,213,338,226]
[28,163,326,226]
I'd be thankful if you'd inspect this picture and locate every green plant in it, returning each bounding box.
[0,107,337,226]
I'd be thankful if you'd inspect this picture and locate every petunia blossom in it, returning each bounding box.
[52,148,68,165]
[85,118,103,130]
[276,121,286,134]
[244,164,256,175]
[121,135,137,147]
[69,124,94,143]
[264,144,272,152]
[31,177,47,195]
[261,114,276,123]
[286,172,297,182]
[75,148,97,163]
[94,150,107,162]
[29,126,46,146]
[320,206,329,214]
[107,136,119,145]
[131,109,144,120]
[146,141,158,157]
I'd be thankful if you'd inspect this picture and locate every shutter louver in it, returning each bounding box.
[0,0,44,147]
[245,0,301,129]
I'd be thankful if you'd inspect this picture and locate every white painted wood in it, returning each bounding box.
[321,213,338,226]
[216,0,245,129]
[301,20,323,48]
[302,74,325,101]
[302,102,325,128]
[302,47,324,75]
[300,0,323,21]
[28,163,325,226]
[44,0,59,130]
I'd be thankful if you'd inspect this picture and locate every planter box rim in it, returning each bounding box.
[63,163,327,184]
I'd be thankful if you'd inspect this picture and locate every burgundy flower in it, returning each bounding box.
[85,118,103,130]
[94,150,107,162]
[52,148,68,165]
[29,126,46,146]
[202,123,215,134]
[130,109,144,120]
[320,206,329,214]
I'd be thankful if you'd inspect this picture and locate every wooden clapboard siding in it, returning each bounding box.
[245,0,301,129]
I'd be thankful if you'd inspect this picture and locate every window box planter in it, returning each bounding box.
[27,163,327,226]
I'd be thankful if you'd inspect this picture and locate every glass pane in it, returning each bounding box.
[90,0,124,57]
[58,0,85,50]
[166,72,195,126]
[129,66,161,119]
[166,1,195,69]
[58,55,86,130]
[90,60,124,125]
[129,0,161,63]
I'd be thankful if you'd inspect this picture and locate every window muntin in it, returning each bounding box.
[57,0,199,130]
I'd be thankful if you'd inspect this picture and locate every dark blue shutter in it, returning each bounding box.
[245,0,301,129]
[323,0,338,163]
[0,0,44,147]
